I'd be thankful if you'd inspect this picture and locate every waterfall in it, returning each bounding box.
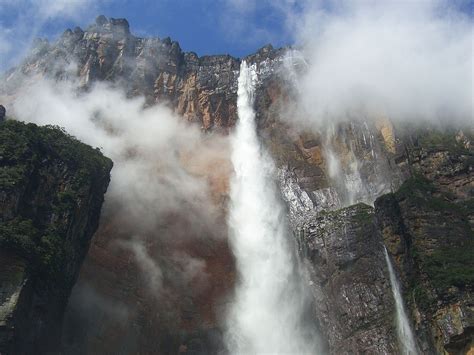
[224,61,318,354]
[384,247,418,355]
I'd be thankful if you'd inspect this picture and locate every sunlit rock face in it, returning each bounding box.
[2,16,240,132]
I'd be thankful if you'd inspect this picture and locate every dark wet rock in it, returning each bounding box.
[0,121,112,354]
[0,105,5,122]
[296,203,399,354]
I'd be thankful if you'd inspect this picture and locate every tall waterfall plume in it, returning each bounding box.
[384,247,418,355]
[224,61,318,354]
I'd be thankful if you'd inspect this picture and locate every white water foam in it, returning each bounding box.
[224,61,318,354]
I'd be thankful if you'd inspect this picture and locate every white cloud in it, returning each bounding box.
[0,28,13,56]
[282,0,473,128]
[219,0,472,126]
[36,0,97,20]
[0,0,104,70]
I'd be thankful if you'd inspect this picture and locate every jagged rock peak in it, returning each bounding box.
[89,15,130,35]
[244,43,286,67]
[31,37,49,48]
[95,14,108,26]
[61,26,84,41]
[259,44,274,54]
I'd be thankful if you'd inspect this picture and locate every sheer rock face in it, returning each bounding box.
[277,126,473,354]
[297,204,399,354]
[62,211,235,355]
[375,189,473,354]
[375,144,473,354]
[406,132,473,204]
[0,121,112,354]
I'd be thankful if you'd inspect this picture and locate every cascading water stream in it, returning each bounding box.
[384,247,418,355]
[225,61,318,354]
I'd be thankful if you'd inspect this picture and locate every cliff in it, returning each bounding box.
[1,15,472,354]
[375,133,473,354]
[297,203,399,353]
[2,16,240,132]
[283,126,472,353]
[0,120,112,354]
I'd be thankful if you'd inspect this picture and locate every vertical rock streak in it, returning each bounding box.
[384,247,418,355]
[225,61,317,354]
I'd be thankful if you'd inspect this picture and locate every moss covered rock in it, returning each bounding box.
[375,176,473,354]
[0,120,112,354]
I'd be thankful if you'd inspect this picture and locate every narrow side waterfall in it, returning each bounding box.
[225,61,318,354]
[384,247,418,355]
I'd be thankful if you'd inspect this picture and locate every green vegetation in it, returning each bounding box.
[395,174,435,200]
[0,165,28,188]
[458,198,474,216]
[0,218,67,281]
[351,203,374,225]
[37,231,66,278]
[421,243,474,290]
[411,283,435,311]
[0,120,112,285]
[0,218,39,257]
[395,174,470,217]
[394,175,474,295]
[0,120,112,191]
[417,130,471,155]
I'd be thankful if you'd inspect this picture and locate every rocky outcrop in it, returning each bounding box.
[405,129,473,204]
[0,120,112,354]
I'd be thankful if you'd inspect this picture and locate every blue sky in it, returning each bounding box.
[104,1,301,56]
[0,0,472,72]
[0,0,305,71]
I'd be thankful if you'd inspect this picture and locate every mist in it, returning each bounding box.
[10,78,229,231]
[3,75,233,348]
[0,0,104,71]
[282,0,473,129]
